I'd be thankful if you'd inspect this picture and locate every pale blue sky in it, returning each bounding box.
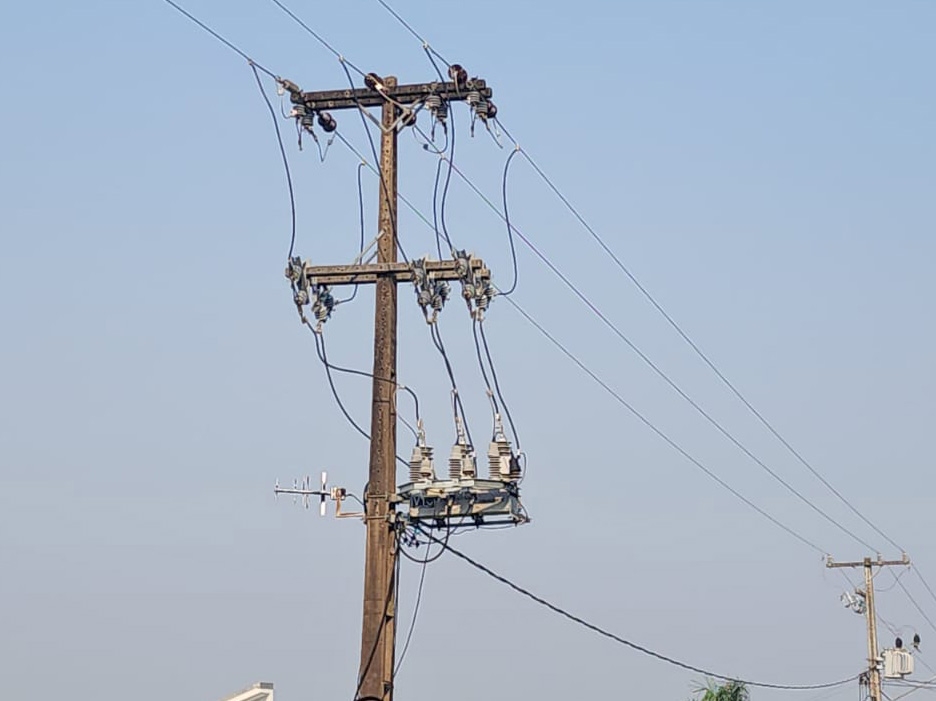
[1,2,934,700]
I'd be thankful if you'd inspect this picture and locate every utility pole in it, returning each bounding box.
[360,76,399,701]
[828,554,911,701]
[280,71,496,701]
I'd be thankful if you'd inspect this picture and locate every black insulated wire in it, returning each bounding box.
[420,527,856,691]
[471,319,499,433]
[497,147,521,296]
[250,65,297,261]
[431,157,446,259]
[478,319,520,452]
[337,162,368,305]
[429,323,474,450]
[312,327,411,466]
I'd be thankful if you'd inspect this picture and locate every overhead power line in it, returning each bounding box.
[895,574,936,636]
[498,130,907,557]
[498,294,826,555]
[435,152,875,553]
[421,527,856,691]
[329,114,831,556]
[367,0,912,560]
[160,0,276,77]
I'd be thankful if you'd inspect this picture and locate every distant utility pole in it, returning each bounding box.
[828,554,911,701]
[281,71,495,701]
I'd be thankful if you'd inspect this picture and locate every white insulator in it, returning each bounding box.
[409,444,435,483]
[449,442,475,480]
[487,439,513,480]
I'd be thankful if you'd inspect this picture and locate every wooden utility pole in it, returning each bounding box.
[359,76,399,701]
[283,72,494,701]
[827,554,910,701]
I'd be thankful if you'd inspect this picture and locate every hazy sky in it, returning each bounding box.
[1,2,934,700]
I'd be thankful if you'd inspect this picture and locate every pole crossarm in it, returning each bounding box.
[827,554,911,569]
[305,259,489,286]
[301,79,491,111]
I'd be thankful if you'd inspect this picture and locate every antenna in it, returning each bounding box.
[273,470,362,520]
[274,471,329,517]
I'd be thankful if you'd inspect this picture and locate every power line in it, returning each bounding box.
[500,135,906,557]
[341,127,828,555]
[366,0,925,562]
[420,527,855,691]
[266,0,366,77]
[160,0,276,77]
[438,153,876,552]
[915,569,936,610]
[499,294,826,555]
[895,574,936,636]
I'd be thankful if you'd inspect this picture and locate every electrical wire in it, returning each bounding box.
[339,63,414,266]
[887,678,936,699]
[914,569,936,610]
[266,0,366,77]
[437,106,457,254]
[499,294,826,555]
[498,147,521,296]
[431,156,446,259]
[337,162,368,305]
[311,326,412,465]
[437,153,875,552]
[895,574,936,635]
[471,319,499,428]
[315,329,421,431]
[500,132,907,557]
[312,328,370,441]
[265,0,412,265]
[394,548,428,677]
[478,318,521,451]
[877,568,912,593]
[160,0,277,77]
[333,138,829,555]
[335,118,850,556]
[418,526,855,691]
[353,544,400,701]
[429,322,475,450]
[250,64,297,260]
[368,2,936,609]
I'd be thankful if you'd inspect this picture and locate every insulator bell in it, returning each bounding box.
[317,111,337,132]
[449,441,476,480]
[409,443,436,483]
[487,437,513,481]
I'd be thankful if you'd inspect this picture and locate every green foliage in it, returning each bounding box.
[691,679,749,701]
